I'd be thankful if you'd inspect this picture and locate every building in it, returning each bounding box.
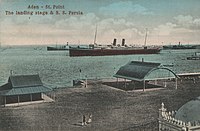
[0,74,53,107]
[158,101,200,131]
[113,61,178,91]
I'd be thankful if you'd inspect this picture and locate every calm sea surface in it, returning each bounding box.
[0,46,200,88]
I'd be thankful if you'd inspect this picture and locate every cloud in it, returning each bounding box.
[98,18,134,31]
[55,13,99,30]
[3,10,200,45]
[152,18,200,44]
[97,18,144,44]
[53,13,101,43]
[99,1,154,17]
[54,13,143,44]
[0,10,152,45]
[154,22,177,36]
[120,28,140,37]
[174,15,200,30]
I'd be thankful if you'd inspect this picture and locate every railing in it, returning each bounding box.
[159,103,200,131]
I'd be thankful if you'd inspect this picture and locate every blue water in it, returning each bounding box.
[0,45,200,88]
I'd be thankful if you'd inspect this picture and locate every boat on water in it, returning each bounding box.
[69,28,161,57]
[69,47,161,57]
[47,43,89,51]
[163,42,196,50]
[69,38,161,57]
[47,45,69,51]
[187,52,200,60]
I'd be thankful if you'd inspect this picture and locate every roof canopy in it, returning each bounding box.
[0,85,51,96]
[0,74,52,96]
[9,74,43,88]
[114,61,177,81]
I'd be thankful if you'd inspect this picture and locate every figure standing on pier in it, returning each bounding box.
[87,114,92,124]
[82,115,86,126]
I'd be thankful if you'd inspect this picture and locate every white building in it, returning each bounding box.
[158,100,200,131]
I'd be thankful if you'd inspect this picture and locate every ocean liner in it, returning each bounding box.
[69,28,161,57]
[69,38,161,57]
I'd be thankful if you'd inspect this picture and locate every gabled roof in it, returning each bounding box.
[9,74,43,88]
[0,74,52,96]
[114,61,176,81]
[0,85,52,96]
[0,83,11,91]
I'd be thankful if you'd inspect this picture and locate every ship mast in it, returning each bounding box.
[94,25,98,45]
[144,28,148,47]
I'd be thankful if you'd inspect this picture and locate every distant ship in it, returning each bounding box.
[187,52,200,60]
[47,46,69,51]
[47,43,89,51]
[163,42,196,50]
[69,28,161,57]
[69,47,161,57]
[47,44,70,51]
[69,38,161,57]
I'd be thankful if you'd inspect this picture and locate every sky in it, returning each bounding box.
[0,0,200,45]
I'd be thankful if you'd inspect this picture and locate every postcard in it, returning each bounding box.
[0,0,200,130]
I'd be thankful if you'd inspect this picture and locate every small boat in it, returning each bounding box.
[163,42,196,50]
[47,45,70,51]
[47,44,89,51]
[187,52,200,60]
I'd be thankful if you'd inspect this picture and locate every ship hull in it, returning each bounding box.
[163,45,196,50]
[187,57,200,60]
[69,48,161,57]
[47,46,69,51]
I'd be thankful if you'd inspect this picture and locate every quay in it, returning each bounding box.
[177,72,200,78]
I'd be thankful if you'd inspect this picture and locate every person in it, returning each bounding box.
[87,114,92,124]
[82,115,86,126]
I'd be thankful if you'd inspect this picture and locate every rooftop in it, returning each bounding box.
[0,74,52,96]
[114,61,177,81]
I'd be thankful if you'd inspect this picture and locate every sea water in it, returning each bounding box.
[0,45,200,88]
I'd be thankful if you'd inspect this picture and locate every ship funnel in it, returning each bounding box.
[113,38,117,46]
[122,39,125,46]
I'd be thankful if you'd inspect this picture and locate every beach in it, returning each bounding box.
[0,78,199,130]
